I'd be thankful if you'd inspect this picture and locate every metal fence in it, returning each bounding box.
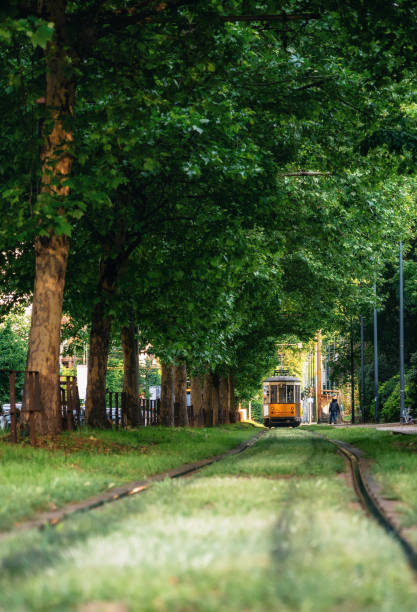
[0,371,240,445]
[60,376,82,430]
[106,391,126,428]
[105,393,160,427]
[0,369,41,445]
[140,397,160,426]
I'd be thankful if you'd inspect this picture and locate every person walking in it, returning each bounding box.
[329,396,340,425]
[302,394,310,424]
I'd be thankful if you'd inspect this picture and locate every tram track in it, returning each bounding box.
[7,427,415,576]
[327,437,417,575]
[0,428,266,539]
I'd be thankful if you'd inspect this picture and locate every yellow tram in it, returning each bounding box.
[263,370,301,427]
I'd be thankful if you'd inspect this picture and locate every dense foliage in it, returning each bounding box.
[2,2,417,429]
[0,311,30,403]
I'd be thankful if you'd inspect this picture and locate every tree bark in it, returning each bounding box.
[211,373,220,426]
[174,363,188,426]
[26,235,69,434]
[219,376,229,424]
[191,374,203,427]
[228,373,237,422]
[160,363,175,426]
[25,0,74,435]
[86,301,111,427]
[202,371,213,426]
[121,322,139,426]
[85,251,124,427]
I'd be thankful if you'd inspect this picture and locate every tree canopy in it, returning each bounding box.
[1,1,417,430]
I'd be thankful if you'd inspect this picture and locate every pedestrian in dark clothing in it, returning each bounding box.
[329,396,340,425]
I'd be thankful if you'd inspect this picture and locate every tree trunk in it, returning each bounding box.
[86,301,111,427]
[85,251,124,427]
[174,363,188,426]
[202,371,213,426]
[25,0,74,435]
[160,363,175,426]
[212,373,220,426]
[26,235,70,435]
[228,373,236,422]
[191,374,203,427]
[121,322,139,426]
[219,376,229,424]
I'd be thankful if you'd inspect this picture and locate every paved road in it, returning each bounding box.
[376,425,417,434]
[327,422,417,434]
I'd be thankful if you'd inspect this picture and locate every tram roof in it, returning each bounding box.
[263,376,301,383]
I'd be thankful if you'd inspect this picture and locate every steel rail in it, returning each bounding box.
[0,429,266,539]
[329,438,417,573]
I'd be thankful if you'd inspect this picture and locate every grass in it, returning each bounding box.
[0,424,257,531]
[306,425,417,537]
[201,427,344,477]
[0,429,416,611]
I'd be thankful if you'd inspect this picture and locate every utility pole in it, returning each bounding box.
[399,241,405,419]
[350,318,355,424]
[360,315,365,423]
[312,348,316,421]
[316,330,322,423]
[309,351,314,387]
[373,282,379,423]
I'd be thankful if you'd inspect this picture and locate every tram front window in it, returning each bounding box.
[279,385,286,403]
[269,384,298,403]
[287,385,294,403]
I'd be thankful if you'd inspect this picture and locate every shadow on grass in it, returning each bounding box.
[0,429,340,584]
[0,482,166,580]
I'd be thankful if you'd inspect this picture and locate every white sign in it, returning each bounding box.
[77,364,88,400]
[149,386,161,400]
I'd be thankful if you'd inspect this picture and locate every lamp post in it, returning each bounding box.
[350,318,355,424]
[316,330,322,423]
[373,281,379,423]
[399,241,405,420]
[360,315,365,423]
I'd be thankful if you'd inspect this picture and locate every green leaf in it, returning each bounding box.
[29,22,54,49]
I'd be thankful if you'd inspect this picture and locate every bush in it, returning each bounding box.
[379,373,410,423]
[407,352,417,411]
[250,399,263,423]
[0,314,29,404]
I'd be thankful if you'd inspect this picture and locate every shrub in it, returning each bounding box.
[379,373,410,422]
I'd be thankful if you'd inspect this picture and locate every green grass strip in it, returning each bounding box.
[306,425,417,541]
[0,429,416,611]
[0,424,257,531]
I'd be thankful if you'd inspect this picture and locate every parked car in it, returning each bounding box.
[0,403,22,430]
